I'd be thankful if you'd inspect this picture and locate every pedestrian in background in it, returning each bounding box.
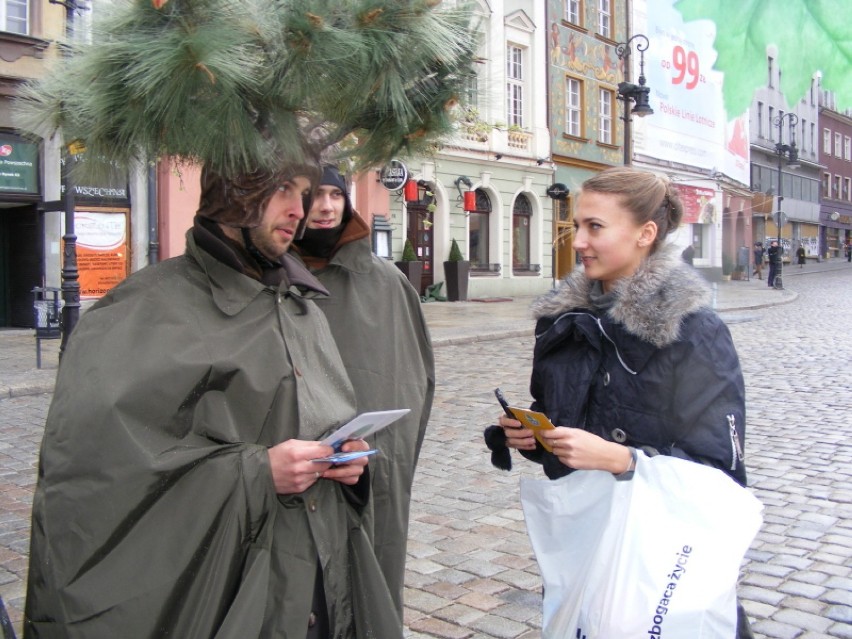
[681,242,695,265]
[752,241,765,280]
[487,166,753,637]
[767,240,783,287]
[293,165,435,628]
[796,244,806,268]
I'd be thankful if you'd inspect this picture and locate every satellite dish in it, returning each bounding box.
[831,211,840,221]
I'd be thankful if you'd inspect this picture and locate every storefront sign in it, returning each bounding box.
[0,133,39,194]
[379,159,409,191]
[74,210,129,299]
[61,155,130,205]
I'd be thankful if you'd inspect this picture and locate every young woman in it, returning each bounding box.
[494,167,753,637]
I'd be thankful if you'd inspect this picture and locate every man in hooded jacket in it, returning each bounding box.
[24,166,400,639]
[293,166,434,625]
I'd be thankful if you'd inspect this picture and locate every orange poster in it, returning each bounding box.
[74,210,129,299]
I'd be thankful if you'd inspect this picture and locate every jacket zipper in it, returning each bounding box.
[727,414,744,471]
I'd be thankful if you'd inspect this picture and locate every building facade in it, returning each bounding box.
[749,51,821,263]
[391,0,554,298]
[546,0,627,280]
[817,94,852,258]
[0,1,151,328]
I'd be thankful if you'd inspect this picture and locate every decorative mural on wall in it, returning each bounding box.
[548,13,623,167]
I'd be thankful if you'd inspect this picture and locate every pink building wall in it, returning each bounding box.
[157,163,201,259]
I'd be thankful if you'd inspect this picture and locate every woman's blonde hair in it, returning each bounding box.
[581,167,683,252]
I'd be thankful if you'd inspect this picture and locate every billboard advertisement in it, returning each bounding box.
[73,210,130,299]
[631,0,749,185]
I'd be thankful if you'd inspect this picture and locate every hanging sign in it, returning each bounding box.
[379,159,409,191]
[0,133,39,194]
[546,183,570,200]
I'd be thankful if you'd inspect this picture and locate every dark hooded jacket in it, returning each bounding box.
[24,222,400,639]
[522,245,747,486]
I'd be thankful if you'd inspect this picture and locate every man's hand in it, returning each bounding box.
[321,439,371,486]
[267,440,334,494]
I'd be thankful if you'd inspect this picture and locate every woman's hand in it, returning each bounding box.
[539,427,633,474]
[498,414,537,451]
[321,439,371,486]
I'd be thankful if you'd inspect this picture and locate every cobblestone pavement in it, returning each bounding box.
[0,267,850,638]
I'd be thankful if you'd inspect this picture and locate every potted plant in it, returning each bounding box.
[443,238,470,302]
[395,238,423,292]
[721,254,734,282]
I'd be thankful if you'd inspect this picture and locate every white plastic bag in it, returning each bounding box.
[520,452,763,639]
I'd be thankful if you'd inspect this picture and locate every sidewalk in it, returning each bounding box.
[2,260,848,400]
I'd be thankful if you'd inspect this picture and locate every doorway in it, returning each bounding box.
[406,202,433,296]
[0,205,42,327]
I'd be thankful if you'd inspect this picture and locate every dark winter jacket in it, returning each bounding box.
[522,245,747,486]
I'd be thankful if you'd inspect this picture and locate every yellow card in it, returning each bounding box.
[507,407,556,453]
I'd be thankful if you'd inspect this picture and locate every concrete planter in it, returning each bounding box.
[443,261,470,301]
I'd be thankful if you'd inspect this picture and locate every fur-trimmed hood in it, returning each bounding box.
[531,244,711,348]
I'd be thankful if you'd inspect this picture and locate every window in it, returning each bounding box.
[845,177,851,201]
[835,132,842,157]
[598,0,611,38]
[845,136,851,161]
[565,0,581,25]
[469,189,491,269]
[756,102,764,138]
[824,128,832,154]
[565,77,582,137]
[833,174,841,199]
[512,194,531,271]
[1,0,28,34]
[598,88,613,144]
[811,123,816,153]
[506,45,524,128]
[822,172,831,198]
[768,106,774,141]
[463,73,479,111]
[767,57,774,88]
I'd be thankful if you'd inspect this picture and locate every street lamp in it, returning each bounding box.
[772,112,800,290]
[49,0,82,352]
[616,34,654,166]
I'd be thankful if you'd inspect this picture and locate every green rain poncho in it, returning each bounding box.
[25,233,400,638]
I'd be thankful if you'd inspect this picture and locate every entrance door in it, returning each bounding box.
[553,197,574,280]
[0,206,42,327]
[407,203,433,295]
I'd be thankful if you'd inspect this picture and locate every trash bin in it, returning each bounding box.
[32,287,62,369]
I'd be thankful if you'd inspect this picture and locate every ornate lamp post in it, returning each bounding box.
[49,0,82,351]
[772,111,800,290]
[616,34,654,166]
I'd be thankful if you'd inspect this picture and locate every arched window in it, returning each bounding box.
[469,189,491,269]
[512,194,531,271]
